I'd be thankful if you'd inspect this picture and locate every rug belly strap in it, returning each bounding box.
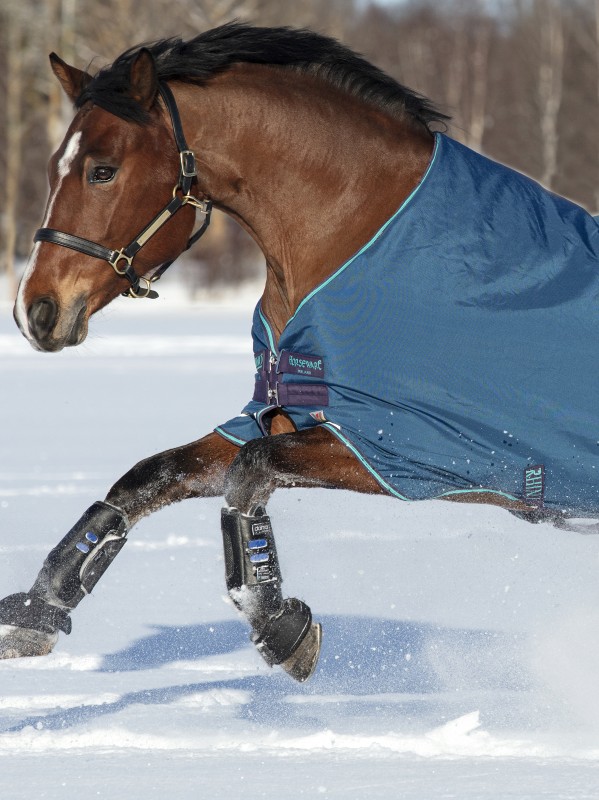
[252,380,329,407]
[253,347,329,408]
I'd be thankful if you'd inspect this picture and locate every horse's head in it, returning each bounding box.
[15,50,199,352]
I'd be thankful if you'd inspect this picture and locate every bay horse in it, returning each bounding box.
[1,23,598,681]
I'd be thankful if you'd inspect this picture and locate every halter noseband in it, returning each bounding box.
[33,83,212,299]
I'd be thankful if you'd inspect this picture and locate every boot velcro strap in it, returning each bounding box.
[0,593,72,635]
[252,598,312,665]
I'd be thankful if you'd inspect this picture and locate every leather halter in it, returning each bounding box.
[33,83,212,299]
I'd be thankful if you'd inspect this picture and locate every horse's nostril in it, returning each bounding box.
[28,297,58,342]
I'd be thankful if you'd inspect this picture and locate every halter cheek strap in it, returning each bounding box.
[33,82,212,300]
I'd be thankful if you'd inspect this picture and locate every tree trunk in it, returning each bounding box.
[467,19,490,152]
[538,0,564,189]
[3,3,23,300]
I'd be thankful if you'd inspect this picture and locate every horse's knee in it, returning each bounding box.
[106,447,202,521]
[224,438,276,510]
[106,451,172,513]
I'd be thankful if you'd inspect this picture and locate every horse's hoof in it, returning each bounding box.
[0,624,58,659]
[280,622,322,682]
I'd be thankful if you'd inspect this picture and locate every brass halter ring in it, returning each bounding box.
[172,184,210,211]
[126,276,153,299]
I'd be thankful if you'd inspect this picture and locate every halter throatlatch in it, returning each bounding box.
[34,83,212,299]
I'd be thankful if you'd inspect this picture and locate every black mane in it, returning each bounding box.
[77,22,449,130]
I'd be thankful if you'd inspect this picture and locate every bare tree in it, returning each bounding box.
[44,0,79,152]
[443,1,493,151]
[2,0,599,297]
[537,0,564,189]
[2,1,24,298]
[465,12,491,151]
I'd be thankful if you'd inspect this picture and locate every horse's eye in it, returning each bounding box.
[90,166,116,183]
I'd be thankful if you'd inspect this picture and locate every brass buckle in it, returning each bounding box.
[108,249,133,276]
[180,150,197,178]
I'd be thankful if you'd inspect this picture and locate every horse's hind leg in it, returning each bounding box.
[221,425,383,682]
[0,433,238,658]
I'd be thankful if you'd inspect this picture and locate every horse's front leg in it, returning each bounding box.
[105,431,238,524]
[220,425,383,682]
[0,433,238,658]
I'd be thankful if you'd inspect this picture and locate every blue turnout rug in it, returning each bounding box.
[216,133,599,514]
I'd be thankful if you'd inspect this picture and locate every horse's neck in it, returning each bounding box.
[175,68,433,340]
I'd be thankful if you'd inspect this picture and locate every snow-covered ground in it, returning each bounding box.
[1,295,599,799]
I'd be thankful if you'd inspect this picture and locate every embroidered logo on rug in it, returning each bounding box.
[523,465,545,507]
[279,350,325,378]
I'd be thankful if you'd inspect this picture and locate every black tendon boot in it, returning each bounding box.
[221,506,322,682]
[0,501,128,658]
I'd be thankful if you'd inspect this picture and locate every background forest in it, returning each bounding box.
[1,0,597,296]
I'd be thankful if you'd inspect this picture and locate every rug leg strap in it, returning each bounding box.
[221,506,320,678]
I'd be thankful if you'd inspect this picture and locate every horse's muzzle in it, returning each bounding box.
[25,297,88,352]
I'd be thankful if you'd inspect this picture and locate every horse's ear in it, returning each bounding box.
[129,48,158,110]
[49,53,91,104]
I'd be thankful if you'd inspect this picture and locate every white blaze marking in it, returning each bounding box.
[15,132,82,339]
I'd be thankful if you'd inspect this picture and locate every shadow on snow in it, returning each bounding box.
[0,615,532,736]
[98,614,530,695]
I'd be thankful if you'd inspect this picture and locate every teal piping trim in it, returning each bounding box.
[256,405,277,429]
[258,305,278,355]
[322,422,411,501]
[214,426,248,447]
[256,134,442,347]
[288,133,442,325]
[323,422,521,504]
